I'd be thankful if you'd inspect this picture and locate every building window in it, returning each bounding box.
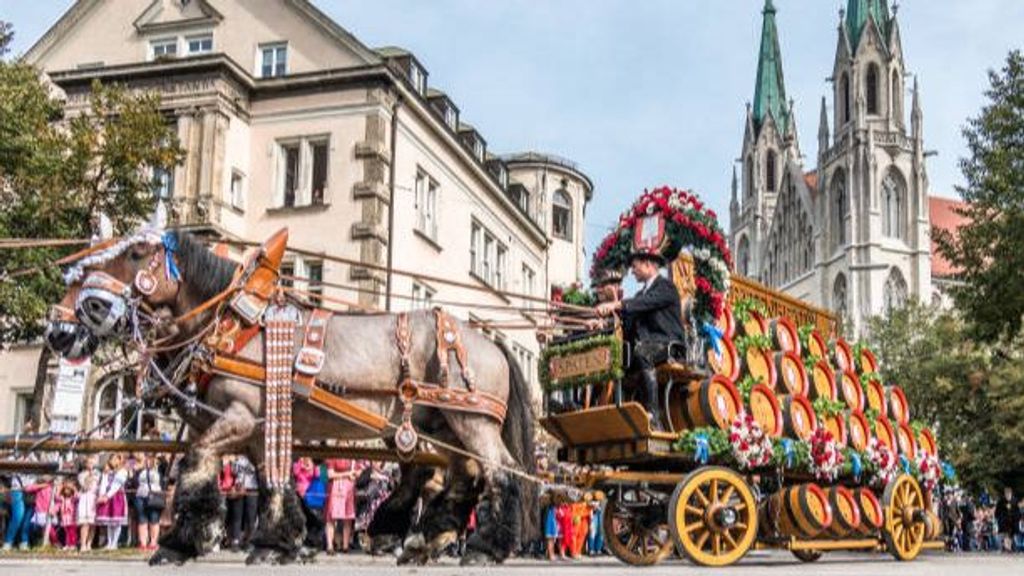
[745,156,754,197]
[473,139,484,161]
[260,43,287,78]
[840,72,851,125]
[13,391,34,433]
[280,261,295,288]
[866,64,880,116]
[496,166,508,189]
[833,274,848,324]
[305,261,323,303]
[444,106,457,130]
[230,170,245,210]
[311,141,328,206]
[831,171,847,250]
[414,170,438,240]
[483,233,494,283]
[882,171,905,240]
[411,282,435,310]
[187,34,213,55]
[409,63,426,95]
[891,69,901,120]
[151,38,177,60]
[152,167,174,200]
[495,245,507,290]
[522,264,535,297]
[470,221,507,289]
[470,222,481,276]
[737,235,750,276]
[94,373,141,440]
[512,344,535,386]
[281,143,300,207]
[766,151,777,193]
[552,189,572,241]
[276,137,328,208]
[884,268,908,313]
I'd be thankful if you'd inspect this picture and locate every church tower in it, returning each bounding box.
[730,0,800,279]
[816,0,931,333]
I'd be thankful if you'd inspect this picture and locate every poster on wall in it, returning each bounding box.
[49,357,91,434]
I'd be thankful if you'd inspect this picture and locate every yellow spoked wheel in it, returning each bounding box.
[602,487,675,566]
[669,466,758,567]
[882,474,926,561]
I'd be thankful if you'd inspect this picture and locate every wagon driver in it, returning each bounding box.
[595,249,685,431]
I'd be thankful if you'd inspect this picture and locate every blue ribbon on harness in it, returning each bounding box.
[702,321,724,355]
[899,454,911,475]
[162,232,181,282]
[781,438,794,468]
[850,452,863,481]
[694,433,710,465]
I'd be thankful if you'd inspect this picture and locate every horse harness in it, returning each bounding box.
[189,232,508,471]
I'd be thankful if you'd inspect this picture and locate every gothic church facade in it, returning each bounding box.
[729,0,931,335]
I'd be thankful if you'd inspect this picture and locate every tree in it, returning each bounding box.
[935,50,1024,343]
[867,301,1024,493]
[0,21,183,346]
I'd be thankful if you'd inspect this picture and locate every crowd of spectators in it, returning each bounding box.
[942,487,1024,553]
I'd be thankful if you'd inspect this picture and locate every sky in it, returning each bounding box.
[2,0,1021,258]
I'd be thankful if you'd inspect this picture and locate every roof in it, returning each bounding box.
[502,151,594,198]
[846,0,890,51]
[929,196,970,278]
[374,46,411,58]
[752,0,789,135]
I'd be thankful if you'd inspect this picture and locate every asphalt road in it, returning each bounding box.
[0,550,1021,576]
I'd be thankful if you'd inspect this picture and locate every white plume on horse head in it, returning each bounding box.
[138,201,168,244]
[91,212,113,245]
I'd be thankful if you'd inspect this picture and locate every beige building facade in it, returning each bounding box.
[0,0,593,435]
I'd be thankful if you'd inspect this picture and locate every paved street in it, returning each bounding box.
[0,550,1020,576]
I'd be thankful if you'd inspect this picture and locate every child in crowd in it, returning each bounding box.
[586,491,605,556]
[569,496,590,558]
[325,458,360,554]
[542,491,559,561]
[56,478,79,550]
[555,494,574,559]
[96,454,129,550]
[30,475,57,547]
[77,455,100,551]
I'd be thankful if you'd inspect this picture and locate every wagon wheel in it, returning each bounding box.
[669,466,758,567]
[791,549,823,562]
[602,486,674,566]
[881,474,926,561]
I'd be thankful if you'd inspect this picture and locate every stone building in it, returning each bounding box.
[0,0,592,435]
[729,0,949,335]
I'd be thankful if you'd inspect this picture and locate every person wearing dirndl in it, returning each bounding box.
[76,454,101,551]
[324,458,360,554]
[95,454,129,549]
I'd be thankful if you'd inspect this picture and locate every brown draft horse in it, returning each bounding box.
[47,225,537,565]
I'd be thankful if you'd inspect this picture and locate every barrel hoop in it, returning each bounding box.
[781,488,804,536]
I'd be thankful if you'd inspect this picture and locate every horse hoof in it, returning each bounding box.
[459,550,492,566]
[149,547,190,566]
[370,534,401,555]
[245,547,278,565]
[296,547,318,564]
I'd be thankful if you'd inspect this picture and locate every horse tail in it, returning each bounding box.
[498,342,540,547]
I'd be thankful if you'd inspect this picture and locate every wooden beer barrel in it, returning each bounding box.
[839,370,865,412]
[767,484,833,539]
[669,376,743,431]
[749,384,783,438]
[738,309,767,338]
[707,336,740,381]
[872,417,896,453]
[780,395,817,441]
[846,410,871,451]
[768,316,801,355]
[744,346,777,391]
[917,427,938,458]
[825,486,862,538]
[923,509,943,540]
[808,360,837,401]
[821,413,848,445]
[863,377,887,418]
[887,386,910,425]
[774,351,808,396]
[858,346,879,375]
[896,422,918,456]
[831,339,854,372]
[805,329,828,360]
[853,488,884,535]
[716,306,735,340]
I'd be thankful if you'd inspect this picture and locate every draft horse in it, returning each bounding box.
[46,219,537,565]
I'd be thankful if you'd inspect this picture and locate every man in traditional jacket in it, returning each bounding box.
[596,251,684,430]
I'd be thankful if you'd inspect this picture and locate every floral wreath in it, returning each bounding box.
[916,450,941,492]
[729,411,773,469]
[866,437,898,488]
[808,427,844,482]
[591,187,732,326]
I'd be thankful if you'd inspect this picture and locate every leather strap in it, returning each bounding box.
[294,308,332,390]
[434,308,475,391]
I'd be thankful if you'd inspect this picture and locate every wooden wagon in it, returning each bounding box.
[539,253,944,567]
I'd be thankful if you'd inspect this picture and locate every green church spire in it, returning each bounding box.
[752,0,788,134]
[846,0,890,50]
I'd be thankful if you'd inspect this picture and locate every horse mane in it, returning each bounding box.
[170,230,237,302]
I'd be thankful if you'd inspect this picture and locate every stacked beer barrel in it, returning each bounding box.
[703,303,941,543]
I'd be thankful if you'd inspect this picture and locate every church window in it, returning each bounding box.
[883,268,908,313]
[867,64,880,115]
[840,73,851,125]
[766,151,777,193]
[891,69,901,120]
[552,189,573,241]
[882,171,906,240]
[745,156,754,197]
[830,171,847,250]
[737,236,750,277]
[833,274,848,324]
